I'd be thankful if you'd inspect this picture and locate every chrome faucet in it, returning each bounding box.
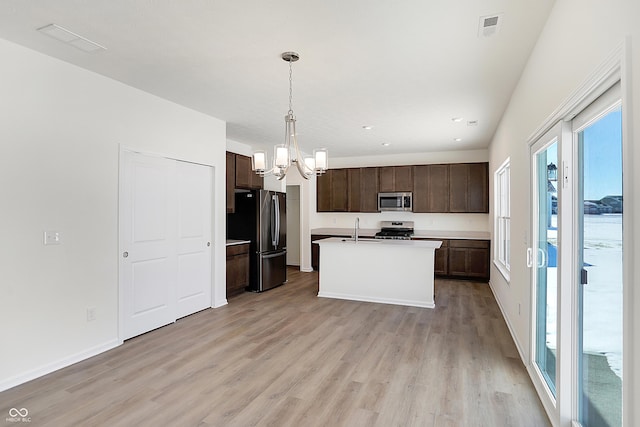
[354,217,360,242]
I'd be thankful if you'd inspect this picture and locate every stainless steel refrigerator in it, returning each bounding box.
[228,189,287,292]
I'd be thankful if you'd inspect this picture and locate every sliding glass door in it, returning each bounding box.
[529,82,623,426]
[531,128,560,399]
[575,92,623,427]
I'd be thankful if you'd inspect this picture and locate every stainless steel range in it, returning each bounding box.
[374,221,414,240]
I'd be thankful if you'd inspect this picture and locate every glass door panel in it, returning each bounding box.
[577,105,623,427]
[533,139,558,397]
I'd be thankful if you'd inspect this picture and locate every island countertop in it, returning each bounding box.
[316,237,442,249]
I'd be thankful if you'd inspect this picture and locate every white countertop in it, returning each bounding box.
[311,228,489,240]
[311,228,378,237]
[411,230,490,240]
[316,237,442,249]
[226,239,251,246]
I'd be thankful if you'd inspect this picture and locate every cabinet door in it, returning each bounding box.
[428,164,450,212]
[394,166,413,192]
[378,167,395,192]
[378,166,412,192]
[448,247,468,277]
[347,168,361,212]
[226,152,235,213]
[413,165,429,212]
[434,247,449,276]
[317,172,331,212]
[250,165,264,189]
[330,169,348,211]
[235,154,252,189]
[448,163,468,212]
[226,254,249,297]
[360,167,379,212]
[467,163,488,213]
[466,247,489,278]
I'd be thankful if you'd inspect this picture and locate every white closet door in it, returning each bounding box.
[121,151,177,340]
[175,161,212,318]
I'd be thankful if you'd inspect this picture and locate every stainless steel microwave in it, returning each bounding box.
[378,192,413,212]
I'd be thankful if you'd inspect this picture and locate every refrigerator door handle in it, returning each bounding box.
[271,195,278,247]
[261,251,286,259]
[275,195,280,247]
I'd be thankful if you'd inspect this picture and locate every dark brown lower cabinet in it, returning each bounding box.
[226,243,250,298]
[447,240,490,280]
[311,234,489,281]
[434,242,448,276]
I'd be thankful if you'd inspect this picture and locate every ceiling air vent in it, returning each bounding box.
[478,14,503,38]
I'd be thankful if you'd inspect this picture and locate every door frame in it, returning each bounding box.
[525,41,632,426]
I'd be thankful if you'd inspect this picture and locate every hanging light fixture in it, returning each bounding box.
[252,52,328,180]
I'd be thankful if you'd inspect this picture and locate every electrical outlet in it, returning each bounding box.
[86,307,96,322]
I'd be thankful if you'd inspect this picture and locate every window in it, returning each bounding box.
[494,158,510,280]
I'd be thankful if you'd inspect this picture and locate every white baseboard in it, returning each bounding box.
[318,292,435,309]
[0,339,122,392]
[299,266,314,273]
[487,280,527,364]
[212,299,228,308]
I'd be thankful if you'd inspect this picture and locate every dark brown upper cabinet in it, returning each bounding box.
[317,171,331,212]
[359,167,379,212]
[316,162,487,214]
[449,163,488,213]
[330,169,348,211]
[347,168,361,212]
[379,166,413,193]
[234,154,263,190]
[317,169,348,212]
[413,164,450,213]
[226,152,236,213]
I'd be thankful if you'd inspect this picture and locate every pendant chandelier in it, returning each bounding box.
[252,52,328,180]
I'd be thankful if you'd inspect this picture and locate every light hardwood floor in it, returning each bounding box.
[1,268,550,426]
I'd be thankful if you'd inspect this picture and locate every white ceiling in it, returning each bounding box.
[0,0,555,158]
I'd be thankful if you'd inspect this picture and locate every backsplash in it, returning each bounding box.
[311,211,490,232]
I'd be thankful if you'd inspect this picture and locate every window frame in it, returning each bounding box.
[494,156,511,281]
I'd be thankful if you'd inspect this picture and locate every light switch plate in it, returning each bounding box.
[43,231,62,245]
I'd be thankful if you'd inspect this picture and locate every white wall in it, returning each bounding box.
[487,0,638,423]
[0,38,227,390]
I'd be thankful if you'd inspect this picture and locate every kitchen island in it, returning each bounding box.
[316,237,442,308]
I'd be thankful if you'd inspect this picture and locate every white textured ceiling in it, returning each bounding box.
[0,0,555,158]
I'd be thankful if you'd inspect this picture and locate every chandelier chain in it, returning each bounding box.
[288,60,293,114]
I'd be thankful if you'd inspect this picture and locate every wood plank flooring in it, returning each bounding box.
[1,268,550,426]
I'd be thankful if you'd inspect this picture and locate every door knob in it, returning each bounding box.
[207,242,211,247]
[123,251,129,258]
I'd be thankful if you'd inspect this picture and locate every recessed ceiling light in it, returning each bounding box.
[37,24,106,53]
[381,142,390,147]
[454,138,462,142]
[362,126,373,130]
[467,120,478,126]
[451,117,463,123]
